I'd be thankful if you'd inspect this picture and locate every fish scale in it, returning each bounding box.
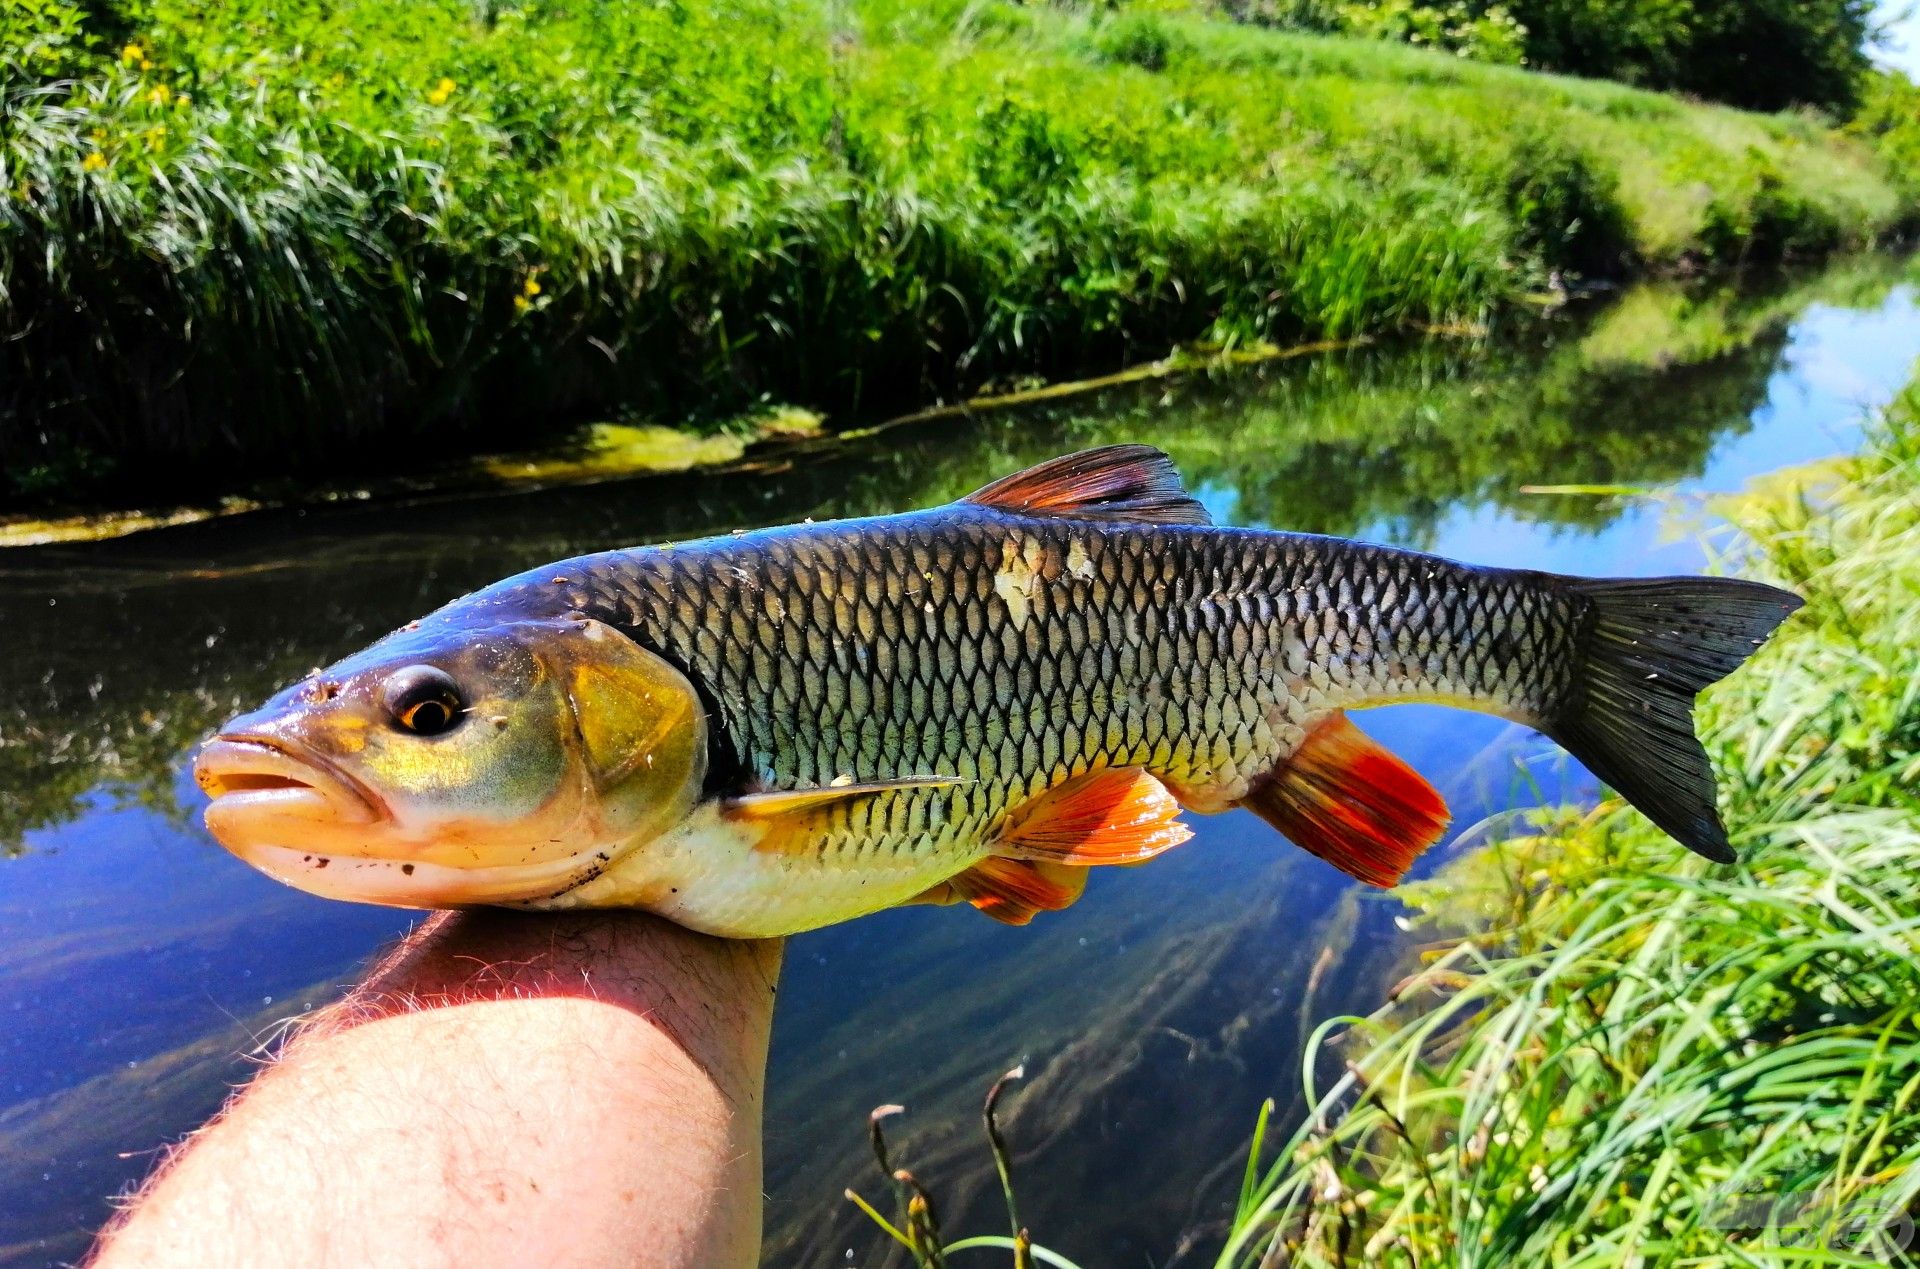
[561,506,1583,872]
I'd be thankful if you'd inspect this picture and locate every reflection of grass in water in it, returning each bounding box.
[1577,255,1917,374]
[1226,386,1920,1263]
[826,256,1914,544]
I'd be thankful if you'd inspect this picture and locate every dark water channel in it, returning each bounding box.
[3,255,1919,1267]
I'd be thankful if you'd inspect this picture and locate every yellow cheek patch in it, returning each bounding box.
[329,715,371,754]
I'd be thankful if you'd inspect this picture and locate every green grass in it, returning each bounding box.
[1,0,1912,504]
[1228,376,1920,1264]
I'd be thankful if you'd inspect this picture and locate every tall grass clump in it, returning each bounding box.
[1226,382,1920,1264]
[1,0,1910,503]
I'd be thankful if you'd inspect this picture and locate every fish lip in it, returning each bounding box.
[195,735,384,827]
[229,841,617,910]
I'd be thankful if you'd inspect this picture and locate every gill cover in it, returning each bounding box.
[562,618,709,846]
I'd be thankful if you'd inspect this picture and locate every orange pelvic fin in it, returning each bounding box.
[948,857,1088,926]
[725,777,965,854]
[1240,713,1450,888]
[960,444,1211,526]
[998,767,1193,865]
[901,881,964,908]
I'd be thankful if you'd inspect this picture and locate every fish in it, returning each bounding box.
[194,445,1802,937]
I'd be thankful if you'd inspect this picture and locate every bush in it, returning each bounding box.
[1495,0,1875,113]
[1235,0,1877,112]
[1503,129,1633,275]
[1700,155,1846,264]
[1848,69,1920,204]
[1091,12,1191,71]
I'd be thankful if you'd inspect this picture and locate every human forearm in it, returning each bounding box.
[95,910,782,1269]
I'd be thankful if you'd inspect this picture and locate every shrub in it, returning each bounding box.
[1091,12,1191,72]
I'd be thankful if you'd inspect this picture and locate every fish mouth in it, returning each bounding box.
[196,736,383,832]
[197,734,627,909]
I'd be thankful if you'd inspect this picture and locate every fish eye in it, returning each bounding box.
[382,665,465,737]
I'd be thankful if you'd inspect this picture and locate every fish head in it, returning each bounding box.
[194,616,707,907]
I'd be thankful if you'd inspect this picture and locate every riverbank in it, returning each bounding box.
[4,1,1914,507]
[1231,377,1920,1263]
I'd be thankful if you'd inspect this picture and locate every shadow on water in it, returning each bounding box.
[1,255,1916,1266]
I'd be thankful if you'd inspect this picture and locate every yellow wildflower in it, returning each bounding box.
[120,41,145,66]
[89,127,107,144]
[143,126,167,150]
[427,77,457,106]
[148,83,172,106]
[522,275,542,299]
[513,294,533,314]
[82,152,109,172]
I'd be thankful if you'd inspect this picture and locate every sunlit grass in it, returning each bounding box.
[2,0,1911,503]
[1226,380,1920,1265]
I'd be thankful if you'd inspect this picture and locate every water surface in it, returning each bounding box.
[3,256,1917,1266]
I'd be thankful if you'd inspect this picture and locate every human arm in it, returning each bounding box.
[93,910,783,1269]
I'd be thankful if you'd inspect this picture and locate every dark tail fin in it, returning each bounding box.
[1549,576,1803,862]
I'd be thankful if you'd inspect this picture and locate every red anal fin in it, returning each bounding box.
[999,767,1193,865]
[948,858,1088,926]
[1240,713,1450,888]
[960,445,1211,526]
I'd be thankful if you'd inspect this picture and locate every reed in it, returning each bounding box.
[1227,380,1920,1265]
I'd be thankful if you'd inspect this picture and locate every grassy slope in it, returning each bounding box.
[0,0,1909,501]
[1231,383,1920,1264]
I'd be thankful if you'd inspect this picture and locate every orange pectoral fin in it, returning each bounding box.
[949,857,1089,925]
[998,767,1193,865]
[1240,713,1450,888]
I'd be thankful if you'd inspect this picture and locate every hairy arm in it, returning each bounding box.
[93,911,783,1269]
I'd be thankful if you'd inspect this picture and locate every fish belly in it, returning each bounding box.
[525,802,990,937]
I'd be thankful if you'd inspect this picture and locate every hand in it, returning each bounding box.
[94,910,783,1269]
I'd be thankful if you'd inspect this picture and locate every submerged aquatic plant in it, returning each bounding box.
[1224,386,1920,1264]
[847,1066,1081,1268]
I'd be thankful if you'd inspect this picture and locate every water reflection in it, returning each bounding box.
[2,256,1915,1266]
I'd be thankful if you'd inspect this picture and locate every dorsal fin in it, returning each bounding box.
[960,445,1210,526]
